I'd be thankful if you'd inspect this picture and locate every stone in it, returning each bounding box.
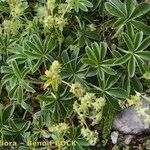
[113,97,150,134]
[111,131,119,144]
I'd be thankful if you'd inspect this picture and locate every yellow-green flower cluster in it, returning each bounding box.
[36,0,74,31]
[44,60,62,91]
[70,82,85,98]
[127,95,141,106]
[2,20,21,35]
[48,123,70,133]
[72,89,106,125]
[71,82,106,146]
[7,0,28,18]
[81,127,98,145]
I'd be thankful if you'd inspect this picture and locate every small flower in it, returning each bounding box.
[44,16,55,29]
[44,60,61,91]
[47,0,56,12]
[48,123,69,133]
[70,82,85,98]
[92,97,106,112]
[81,127,98,146]
[92,111,103,126]
[127,95,141,106]
[56,17,68,31]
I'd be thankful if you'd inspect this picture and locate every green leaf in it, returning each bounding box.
[78,2,88,11]
[136,36,150,51]
[3,105,15,123]
[26,41,42,54]
[128,56,136,77]
[22,81,35,93]
[8,85,18,99]
[122,74,130,94]
[125,0,137,17]
[110,0,126,14]
[106,73,122,90]
[122,33,134,51]
[114,53,130,65]
[102,103,116,145]
[11,60,22,79]
[113,18,125,29]
[102,67,117,75]
[130,3,150,19]
[44,36,56,54]
[107,88,128,99]
[136,51,150,60]
[91,42,101,62]
[9,119,18,131]
[84,0,93,7]
[134,31,143,49]
[17,85,23,104]
[131,75,143,92]
[85,46,97,62]
[82,58,96,66]
[135,55,146,74]
[21,121,30,132]
[32,58,42,73]
[32,34,44,53]
[105,2,125,17]
[131,20,150,35]
[101,42,107,61]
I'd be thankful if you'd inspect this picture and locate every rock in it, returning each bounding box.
[113,97,150,134]
[111,131,119,144]
[124,135,134,145]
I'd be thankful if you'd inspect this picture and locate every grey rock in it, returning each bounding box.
[113,97,150,134]
[124,135,134,145]
[111,131,119,144]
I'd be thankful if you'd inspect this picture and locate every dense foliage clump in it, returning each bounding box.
[0,0,150,149]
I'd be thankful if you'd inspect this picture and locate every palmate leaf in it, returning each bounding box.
[105,0,150,35]
[37,87,74,122]
[83,42,116,80]
[61,50,91,83]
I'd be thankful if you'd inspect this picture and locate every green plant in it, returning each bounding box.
[105,0,150,36]
[0,0,150,149]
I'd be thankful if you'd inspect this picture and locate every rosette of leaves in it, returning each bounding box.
[1,60,35,104]
[0,104,30,143]
[37,86,74,122]
[75,17,99,47]
[105,0,150,35]
[25,34,56,73]
[66,126,90,150]
[61,49,95,84]
[82,42,116,80]
[114,32,150,77]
